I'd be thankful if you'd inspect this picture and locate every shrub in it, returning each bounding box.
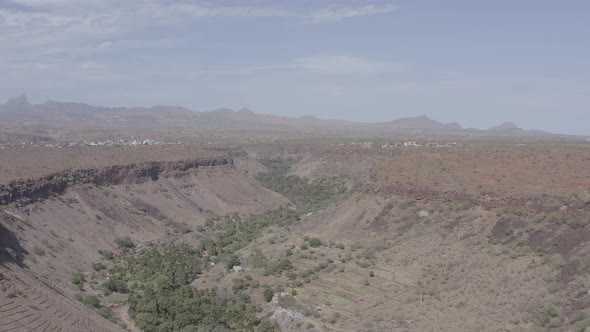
[96,307,115,321]
[263,288,274,302]
[107,293,129,304]
[115,237,135,250]
[92,262,106,271]
[98,250,115,260]
[32,246,46,256]
[102,278,129,294]
[547,254,566,270]
[308,238,322,248]
[329,312,341,324]
[71,272,85,286]
[574,318,590,332]
[369,271,375,277]
[278,295,318,317]
[226,254,240,270]
[232,278,248,293]
[533,302,559,327]
[257,318,280,332]
[82,295,101,309]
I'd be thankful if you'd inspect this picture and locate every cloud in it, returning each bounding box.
[79,60,106,70]
[96,41,112,51]
[304,4,398,23]
[3,1,396,22]
[0,8,79,27]
[7,0,115,9]
[0,1,398,66]
[161,3,290,19]
[246,55,404,75]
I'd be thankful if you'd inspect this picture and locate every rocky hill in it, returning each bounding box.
[0,97,560,137]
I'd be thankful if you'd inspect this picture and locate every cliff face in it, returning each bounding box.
[375,183,590,217]
[0,157,232,206]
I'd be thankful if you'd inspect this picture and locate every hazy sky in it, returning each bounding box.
[0,0,589,134]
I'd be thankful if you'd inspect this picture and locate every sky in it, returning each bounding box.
[0,0,589,134]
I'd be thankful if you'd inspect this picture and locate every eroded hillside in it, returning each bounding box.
[0,156,287,331]
[1,141,589,332]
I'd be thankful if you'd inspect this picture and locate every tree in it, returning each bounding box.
[308,238,322,248]
[263,288,274,302]
[257,318,280,332]
[226,254,240,270]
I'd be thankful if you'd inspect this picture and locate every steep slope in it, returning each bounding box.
[0,157,288,331]
[187,149,589,332]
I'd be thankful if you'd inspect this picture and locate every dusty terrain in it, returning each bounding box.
[1,132,589,332]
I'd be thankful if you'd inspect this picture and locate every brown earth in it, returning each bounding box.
[0,155,287,332]
[1,139,590,332]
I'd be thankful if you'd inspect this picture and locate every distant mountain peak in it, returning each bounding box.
[390,115,444,129]
[488,122,521,131]
[237,108,256,115]
[300,115,320,121]
[5,95,29,106]
[444,122,464,130]
[0,96,560,136]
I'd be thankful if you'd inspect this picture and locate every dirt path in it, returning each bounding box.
[113,304,140,332]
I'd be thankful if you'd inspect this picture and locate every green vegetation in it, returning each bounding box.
[257,158,347,211]
[104,243,200,294]
[277,294,318,317]
[114,236,135,250]
[81,295,101,309]
[104,243,265,331]
[130,286,259,331]
[263,288,274,302]
[71,271,85,289]
[571,255,590,273]
[96,159,350,331]
[308,237,322,248]
[198,207,301,269]
[77,294,122,326]
[546,254,566,270]
[545,212,586,229]
[533,302,560,328]
[98,249,115,260]
[257,318,280,332]
[92,262,106,271]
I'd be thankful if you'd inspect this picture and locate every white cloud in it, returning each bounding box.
[79,60,105,70]
[0,8,79,27]
[96,41,112,51]
[0,1,398,67]
[304,4,398,23]
[161,3,290,19]
[3,1,396,23]
[246,55,404,75]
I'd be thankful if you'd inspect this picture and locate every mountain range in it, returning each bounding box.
[0,96,557,137]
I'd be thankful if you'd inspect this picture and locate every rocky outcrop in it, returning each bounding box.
[375,183,590,217]
[0,157,232,206]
